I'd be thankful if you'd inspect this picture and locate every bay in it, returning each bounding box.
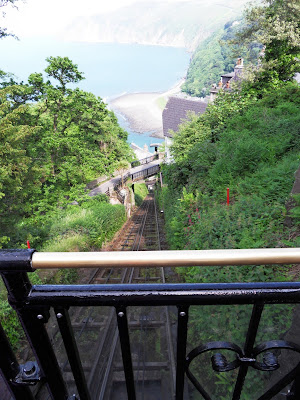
[0,37,190,150]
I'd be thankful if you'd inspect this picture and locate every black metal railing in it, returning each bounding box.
[113,172,131,192]
[1,249,300,399]
[131,165,160,181]
[131,154,158,168]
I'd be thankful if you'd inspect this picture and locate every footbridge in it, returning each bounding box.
[89,154,162,199]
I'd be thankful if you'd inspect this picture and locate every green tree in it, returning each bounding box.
[117,160,129,188]
[0,87,38,217]
[0,56,133,239]
[232,0,300,90]
[170,112,210,162]
[182,20,262,97]
[45,56,84,93]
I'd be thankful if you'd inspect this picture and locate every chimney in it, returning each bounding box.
[234,58,244,80]
[210,83,218,103]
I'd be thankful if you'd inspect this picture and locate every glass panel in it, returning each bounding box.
[50,305,121,399]
[245,304,300,399]
[72,305,124,400]
[127,305,177,400]
[46,308,76,398]
[187,304,253,400]
[0,373,15,400]
[186,303,300,399]
[132,267,163,283]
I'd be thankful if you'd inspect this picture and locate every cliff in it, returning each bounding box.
[62,0,250,52]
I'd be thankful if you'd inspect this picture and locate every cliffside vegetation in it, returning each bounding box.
[181,19,262,97]
[183,0,300,98]
[0,56,131,348]
[159,2,299,395]
[0,56,133,250]
[161,83,300,257]
[161,0,300,260]
[159,84,300,394]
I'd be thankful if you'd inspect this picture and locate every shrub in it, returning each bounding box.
[132,183,148,206]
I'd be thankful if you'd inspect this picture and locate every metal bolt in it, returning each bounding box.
[23,361,36,377]
[56,313,63,319]
[180,312,186,317]
[118,312,125,318]
[37,314,43,320]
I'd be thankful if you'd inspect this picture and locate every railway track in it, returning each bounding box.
[42,191,177,400]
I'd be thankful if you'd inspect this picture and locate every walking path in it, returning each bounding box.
[88,158,162,197]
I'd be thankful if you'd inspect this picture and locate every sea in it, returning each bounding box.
[0,37,190,151]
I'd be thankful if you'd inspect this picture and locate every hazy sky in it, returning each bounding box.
[2,0,192,38]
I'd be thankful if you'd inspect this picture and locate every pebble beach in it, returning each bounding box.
[109,80,184,138]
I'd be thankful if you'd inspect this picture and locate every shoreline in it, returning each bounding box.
[109,79,185,138]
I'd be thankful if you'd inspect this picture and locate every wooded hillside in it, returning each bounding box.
[158,4,300,393]
[0,56,133,249]
[160,0,300,272]
[181,19,262,97]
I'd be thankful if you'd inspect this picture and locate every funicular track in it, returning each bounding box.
[49,191,176,400]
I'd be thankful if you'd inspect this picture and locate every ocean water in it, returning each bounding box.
[0,37,190,150]
[116,112,164,151]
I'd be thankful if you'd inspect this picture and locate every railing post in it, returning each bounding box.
[0,321,35,400]
[116,306,136,400]
[55,307,91,400]
[0,250,70,400]
[176,305,189,400]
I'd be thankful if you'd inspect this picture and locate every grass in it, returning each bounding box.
[0,194,128,348]
[132,183,148,206]
[40,197,126,251]
[156,96,167,110]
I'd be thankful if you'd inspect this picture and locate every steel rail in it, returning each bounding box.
[91,196,154,399]
[97,195,157,398]
[47,204,148,400]
[59,197,152,381]
[154,195,176,396]
[131,196,151,251]
[31,248,300,269]
[95,192,172,399]
[88,266,134,399]
[132,194,162,398]
[120,200,146,251]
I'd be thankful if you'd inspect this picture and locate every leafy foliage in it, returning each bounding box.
[161,81,300,399]
[41,197,126,251]
[132,183,148,206]
[162,6,300,394]
[182,20,262,97]
[0,57,133,247]
[162,83,300,253]
[0,55,133,347]
[231,0,300,92]
[0,299,23,349]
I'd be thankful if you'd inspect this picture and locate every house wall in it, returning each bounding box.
[164,136,173,163]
